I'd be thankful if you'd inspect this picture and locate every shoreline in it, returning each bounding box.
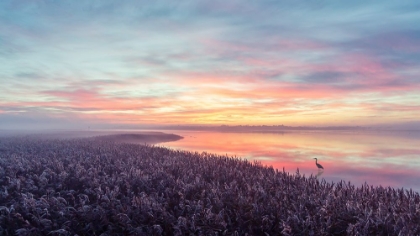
[93,133,183,145]
[0,130,184,145]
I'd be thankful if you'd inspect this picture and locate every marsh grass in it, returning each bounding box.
[0,137,419,235]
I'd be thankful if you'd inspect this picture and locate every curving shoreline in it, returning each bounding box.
[93,133,183,145]
[0,136,419,235]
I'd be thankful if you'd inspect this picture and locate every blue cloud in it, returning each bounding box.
[1,0,420,127]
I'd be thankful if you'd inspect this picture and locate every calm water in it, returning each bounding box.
[158,130,420,192]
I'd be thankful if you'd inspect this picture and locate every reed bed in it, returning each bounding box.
[0,137,419,235]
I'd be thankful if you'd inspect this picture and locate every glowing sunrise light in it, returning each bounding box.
[0,1,419,129]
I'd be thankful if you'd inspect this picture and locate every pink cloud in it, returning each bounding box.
[2,47,418,126]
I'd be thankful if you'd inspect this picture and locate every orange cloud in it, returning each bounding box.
[2,51,419,127]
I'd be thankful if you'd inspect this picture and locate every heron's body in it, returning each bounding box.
[314,158,324,169]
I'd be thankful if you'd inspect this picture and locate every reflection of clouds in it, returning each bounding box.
[253,156,274,161]
[316,169,324,178]
[164,131,420,191]
[325,164,420,191]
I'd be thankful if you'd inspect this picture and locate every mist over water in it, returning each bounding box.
[158,130,420,192]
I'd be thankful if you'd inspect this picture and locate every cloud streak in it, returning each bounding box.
[1,1,420,128]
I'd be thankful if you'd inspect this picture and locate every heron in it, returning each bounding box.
[313,158,324,170]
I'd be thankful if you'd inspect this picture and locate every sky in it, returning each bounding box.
[1,1,420,129]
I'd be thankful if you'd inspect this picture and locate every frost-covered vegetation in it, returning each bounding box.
[0,137,419,235]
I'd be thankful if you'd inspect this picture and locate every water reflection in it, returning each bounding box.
[158,130,420,192]
[316,169,324,179]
